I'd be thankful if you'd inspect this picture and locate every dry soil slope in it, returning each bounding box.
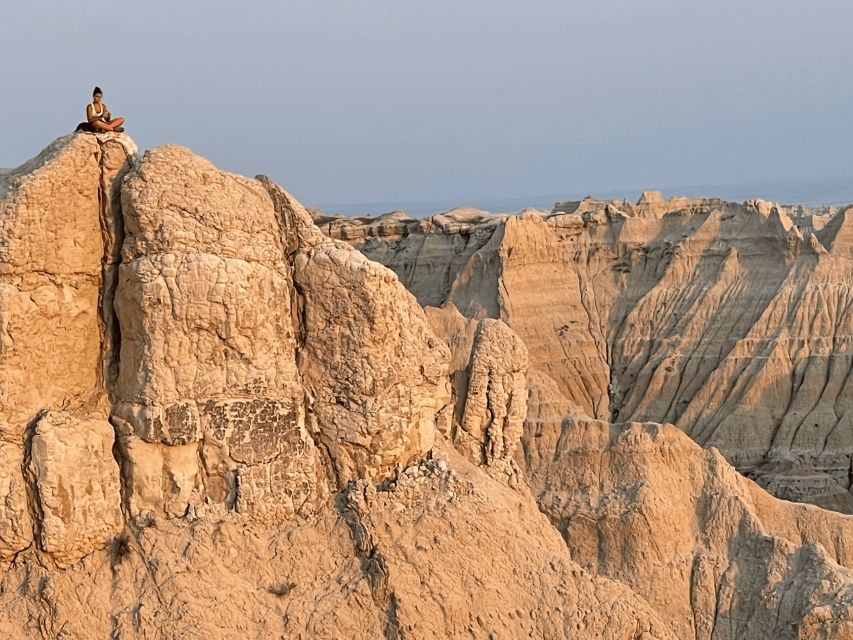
[522,416,853,640]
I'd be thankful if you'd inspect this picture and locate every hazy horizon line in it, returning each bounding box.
[309,175,853,218]
[5,135,853,219]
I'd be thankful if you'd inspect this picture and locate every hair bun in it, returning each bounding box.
[93,86,102,96]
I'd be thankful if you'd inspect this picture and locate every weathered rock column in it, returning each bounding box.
[0,133,134,562]
[114,146,330,522]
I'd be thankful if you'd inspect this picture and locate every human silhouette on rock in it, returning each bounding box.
[75,86,125,133]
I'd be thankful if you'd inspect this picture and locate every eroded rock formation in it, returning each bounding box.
[523,417,853,639]
[0,132,134,562]
[1,135,852,639]
[327,197,853,513]
[426,306,528,483]
[112,144,329,522]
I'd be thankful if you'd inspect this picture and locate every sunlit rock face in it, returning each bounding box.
[327,196,853,513]
[0,133,134,561]
[1,134,852,639]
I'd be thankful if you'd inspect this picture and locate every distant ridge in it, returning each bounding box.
[310,176,853,217]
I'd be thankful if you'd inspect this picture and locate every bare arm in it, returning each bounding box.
[86,104,98,124]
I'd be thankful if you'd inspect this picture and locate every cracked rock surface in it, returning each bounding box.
[1,136,853,639]
[0,133,133,561]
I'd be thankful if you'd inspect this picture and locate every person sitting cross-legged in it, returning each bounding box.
[86,86,125,133]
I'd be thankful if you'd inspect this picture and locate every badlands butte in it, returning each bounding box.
[0,133,851,639]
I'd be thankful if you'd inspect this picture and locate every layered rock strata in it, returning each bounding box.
[326,196,853,512]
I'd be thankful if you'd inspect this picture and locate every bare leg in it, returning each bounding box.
[92,117,125,132]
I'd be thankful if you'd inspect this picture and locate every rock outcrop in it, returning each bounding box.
[113,144,330,522]
[327,198,853,513]
[0,132,134,561]
[426,306,528,483]
[293,237,451,484]
[0,134,668,638]
[2,134,853,639]
[109,145,453,526]
[522,417,853,640]
[457,318,527,467]
[28,411,123,566]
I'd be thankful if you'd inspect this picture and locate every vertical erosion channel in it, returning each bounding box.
[95,138,135,526]
[95,138,132,397]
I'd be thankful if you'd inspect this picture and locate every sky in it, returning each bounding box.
[2,1,853,214]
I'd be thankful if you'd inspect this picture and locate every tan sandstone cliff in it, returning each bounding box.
[1,135,852,639]
[0,134,676,639]
[324,196,853,515]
